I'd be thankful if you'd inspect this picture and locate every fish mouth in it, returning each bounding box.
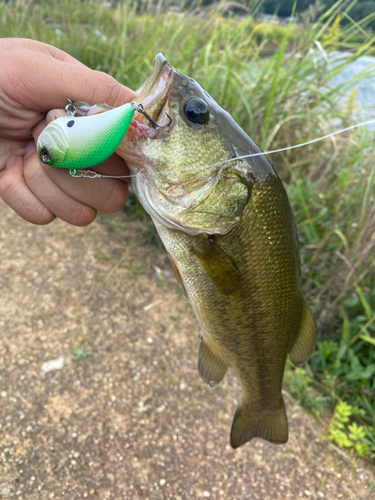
[132,53,173,132]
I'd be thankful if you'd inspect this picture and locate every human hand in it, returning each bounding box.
[0,38,137,225]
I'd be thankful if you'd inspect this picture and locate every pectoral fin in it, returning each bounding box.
[289,302,316,366]
[198,335,228,388]
[191,239,246,296]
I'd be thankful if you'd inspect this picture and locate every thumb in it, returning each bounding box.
[8,39,137,111]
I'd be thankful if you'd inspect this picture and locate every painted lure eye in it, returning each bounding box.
[40,147,51,164]
[183,98,209,125]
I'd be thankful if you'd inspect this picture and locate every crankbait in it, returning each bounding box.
[37,100,171,175]
[37,101,135,172]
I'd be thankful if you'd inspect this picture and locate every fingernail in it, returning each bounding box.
[6,155,18,169]
[25,142,36,159]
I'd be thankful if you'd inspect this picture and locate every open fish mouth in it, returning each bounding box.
[132,53,173,131]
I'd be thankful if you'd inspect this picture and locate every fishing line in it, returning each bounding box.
[69,118,375,180]
[211,118,375,167]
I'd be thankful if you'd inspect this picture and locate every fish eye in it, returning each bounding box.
[40,147,51,164]
[183,98,209,125]
[67,120,75,128]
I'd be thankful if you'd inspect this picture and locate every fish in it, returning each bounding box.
[116,54,317,448]
[43,54,317,448]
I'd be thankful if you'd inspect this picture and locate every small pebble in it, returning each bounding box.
[41,357,64,373]
[159,479,166,486]
[137,401,148,413]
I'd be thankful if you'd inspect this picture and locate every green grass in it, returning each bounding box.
[1,0,375,460]
[72,345,93,360]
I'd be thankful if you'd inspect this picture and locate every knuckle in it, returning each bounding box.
[99,181,128,213]
[68,203,97,227]
[91,71,124,107]
[0,166,21,201]
[23,155,40,182]
[31,207,55,226]
[0,173,14,200]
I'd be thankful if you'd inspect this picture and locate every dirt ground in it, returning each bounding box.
[0,198,374,500]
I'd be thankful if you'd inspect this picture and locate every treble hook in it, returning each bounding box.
[65,99,76,117]
[131,101,172,129]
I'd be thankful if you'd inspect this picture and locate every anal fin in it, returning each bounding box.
[198,335,228,388]
[289,301,316,366]
[230,398,288,449]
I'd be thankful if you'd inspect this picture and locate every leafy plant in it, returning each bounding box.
[284,363,330,417]
[328,401,370,456]
[72,346,93,360]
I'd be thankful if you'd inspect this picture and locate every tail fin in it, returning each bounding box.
[230,398,288,449]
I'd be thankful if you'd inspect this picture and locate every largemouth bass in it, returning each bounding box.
[117,54,316,448]
[40,54,316,448]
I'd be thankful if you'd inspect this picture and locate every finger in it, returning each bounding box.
[0,156,55,225]
[23,152,98,226]
[0,138,28,172]
[42,153,129,213]
[1,38,87,68]
[20,47,136,111]
[25,140,36,159]
[32,119,47,144]
[45,109,65,124]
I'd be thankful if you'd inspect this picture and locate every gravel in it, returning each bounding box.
[0,199,374,499]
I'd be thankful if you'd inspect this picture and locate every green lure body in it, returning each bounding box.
[37,103,134,169]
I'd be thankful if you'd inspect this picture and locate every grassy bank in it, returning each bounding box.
[1,0,375,460]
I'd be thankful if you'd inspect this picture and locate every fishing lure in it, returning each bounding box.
[37,100,171,175]
[37,100,135,172]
